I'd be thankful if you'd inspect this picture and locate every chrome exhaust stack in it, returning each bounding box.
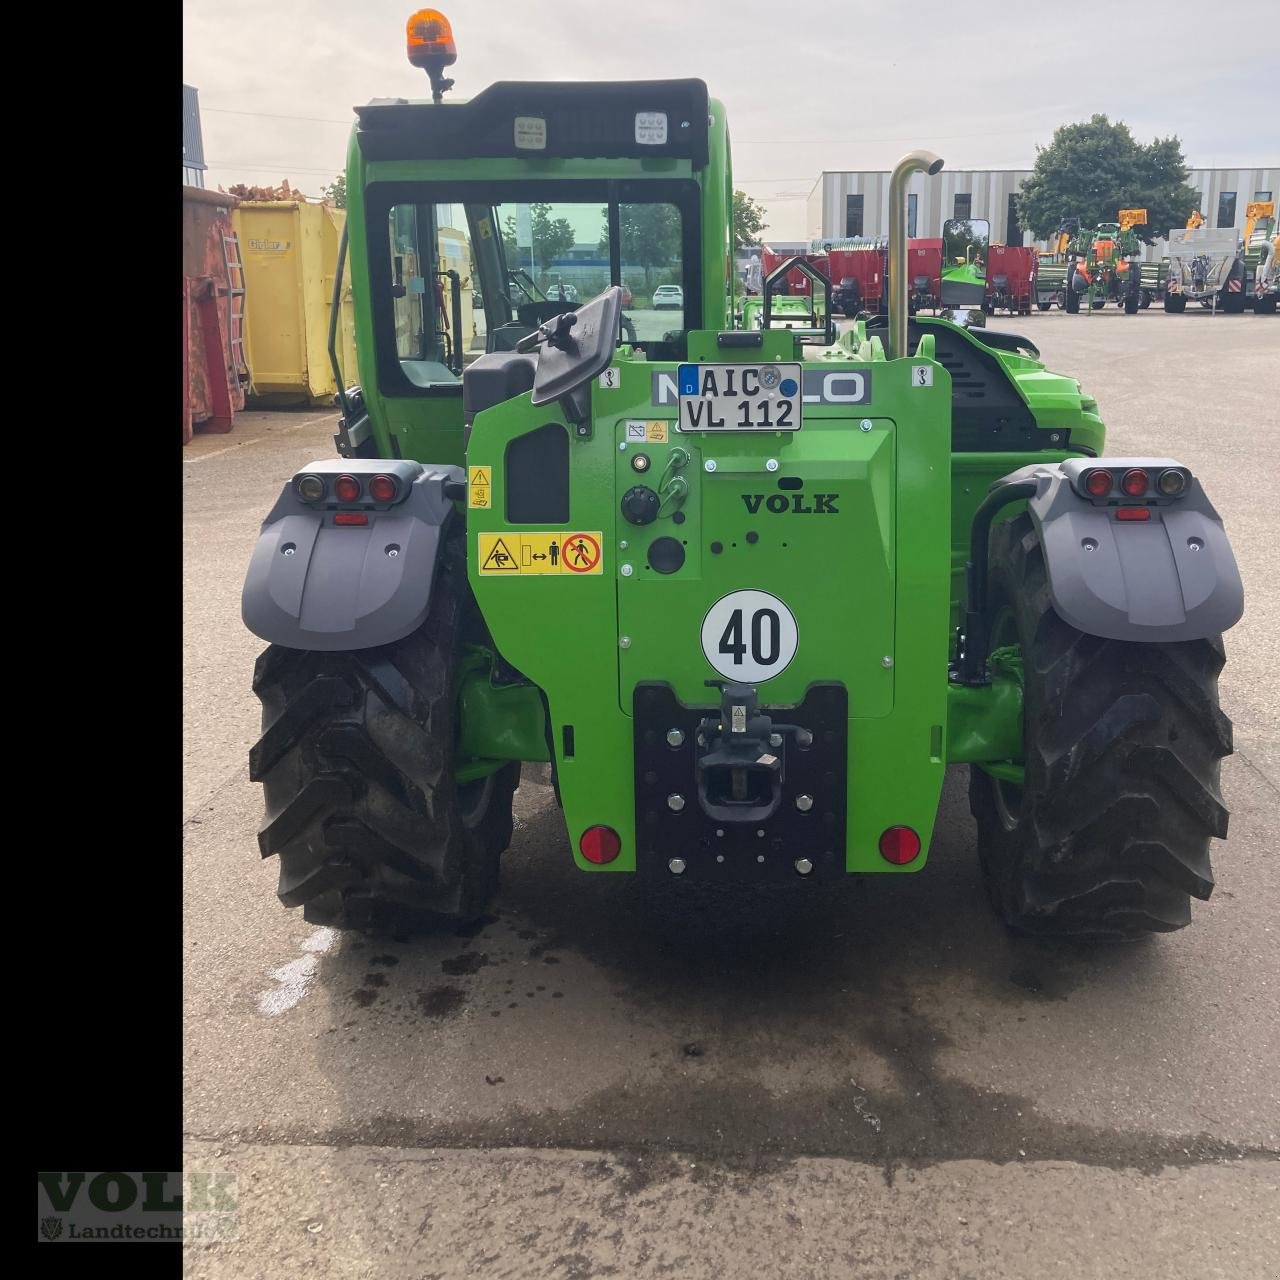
[887,150,944,360]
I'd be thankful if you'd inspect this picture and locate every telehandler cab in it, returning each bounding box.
[242,9,1243,940]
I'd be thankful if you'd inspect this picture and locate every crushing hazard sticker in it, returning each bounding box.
[477,531,603,576]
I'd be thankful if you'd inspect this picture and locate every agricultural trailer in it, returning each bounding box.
[984,244,1037,315]
[1164,226,1249,313]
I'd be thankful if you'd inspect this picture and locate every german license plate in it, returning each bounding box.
[676,362,802,433]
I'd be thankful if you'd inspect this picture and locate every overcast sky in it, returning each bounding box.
[184,0,1278,240]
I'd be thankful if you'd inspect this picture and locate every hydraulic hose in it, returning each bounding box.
[959,479,1038,685]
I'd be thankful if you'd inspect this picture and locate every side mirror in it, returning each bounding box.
[941,217,990,307]
[526,286,623,423]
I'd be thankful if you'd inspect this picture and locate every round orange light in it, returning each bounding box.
[406,9,456,67]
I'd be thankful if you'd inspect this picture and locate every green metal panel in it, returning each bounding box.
[468,339,954,874]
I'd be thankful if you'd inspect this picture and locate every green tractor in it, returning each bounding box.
[241,10,1244,940]
[1063,213,1146,314]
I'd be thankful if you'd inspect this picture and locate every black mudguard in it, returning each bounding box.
[241,460,462,651]
[1000,459,1244,642]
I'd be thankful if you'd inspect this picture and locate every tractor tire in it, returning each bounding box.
[970,512,1231,940]
[1140,291,1152,309]
[1124,288,1140,315]
[1164,294,1187,313]
[249,530,520,933]
[1256,294,1277,315]
[1064,288,1080,314]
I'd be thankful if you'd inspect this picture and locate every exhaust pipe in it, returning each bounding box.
[887,150,944,360]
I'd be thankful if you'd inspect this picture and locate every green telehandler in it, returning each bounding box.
[241,8,1244,941]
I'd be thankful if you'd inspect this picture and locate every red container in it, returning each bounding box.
[762,247,830,296]
[182,186,246,443]
[827,246,886,312]
[906,238,942,311]
[985,244,1038,313]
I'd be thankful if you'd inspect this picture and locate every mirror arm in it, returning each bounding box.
[559,384,591,437]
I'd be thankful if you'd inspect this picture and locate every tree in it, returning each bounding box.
[603,203,681,292]
[1016,116,1200,245]
[529,204,576,281]
[732,190,768,252]
[321,173,346,208]
[501,213,519,262]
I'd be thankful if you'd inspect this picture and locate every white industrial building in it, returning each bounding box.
[806,167,1279,259]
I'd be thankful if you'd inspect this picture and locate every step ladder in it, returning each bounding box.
[221,230,249,386]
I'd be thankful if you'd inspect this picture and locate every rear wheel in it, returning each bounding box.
[1140,291,1152,309]
[250,532,520,932]
[1257,293,1277,315]
[970,513,1231,939]
[1064,287,1080,314]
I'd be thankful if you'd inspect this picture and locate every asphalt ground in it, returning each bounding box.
[183,308,1280,1278]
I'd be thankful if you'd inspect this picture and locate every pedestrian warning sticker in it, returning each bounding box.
[468,466,492,509]
[477,531,603,576]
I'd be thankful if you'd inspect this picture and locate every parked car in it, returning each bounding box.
[653,284,684,310]
[545,279,579,303]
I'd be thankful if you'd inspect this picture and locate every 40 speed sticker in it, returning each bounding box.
[700,590,798,682]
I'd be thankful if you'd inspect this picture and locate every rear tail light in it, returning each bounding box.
[333,512,369,527]
[1157,468,1188,496]
[369,474,398,503]
[879,826,921,865]
[296,474,325,502]
[1115,506,1150,521]
[1084,468,1112,497]
[579,825,621,865]
[1120,468,1149,497]
[334,474,362,503]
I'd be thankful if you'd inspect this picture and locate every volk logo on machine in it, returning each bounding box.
[742,492,839,515]
[652,368,872,407]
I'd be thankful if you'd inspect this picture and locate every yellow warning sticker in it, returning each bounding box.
[478,531,604,576]
[624,419,669,444]
[468,466,492,509]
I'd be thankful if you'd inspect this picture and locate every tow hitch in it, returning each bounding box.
[633,682,848,880]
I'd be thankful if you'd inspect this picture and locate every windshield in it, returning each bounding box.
[367,179,701,395]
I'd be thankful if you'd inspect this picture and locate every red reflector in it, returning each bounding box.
[1083,468,1112,497]
[334,474,361,503]
[878,826,921,865]
[369,474,397,503]
[333,512,369,526]
[579,825,621,865]
[1120,468,1149,497]
[1115,506,1151,521]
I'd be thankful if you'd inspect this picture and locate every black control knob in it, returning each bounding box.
[621,485,660,525]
